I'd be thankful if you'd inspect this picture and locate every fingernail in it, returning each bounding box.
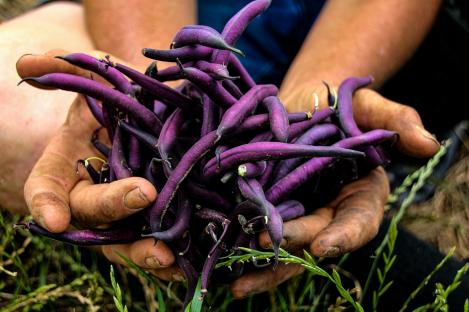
[322,246,341,257]
[19,53,35,59]
[144,256,162,269]
[416,125,440,146]
[171,273,185,282]
[124,187,149,210]
[38,215,47,229]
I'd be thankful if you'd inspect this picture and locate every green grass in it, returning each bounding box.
[1,142,468,311]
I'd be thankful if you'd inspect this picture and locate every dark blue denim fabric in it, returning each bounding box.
[198,0,325,86]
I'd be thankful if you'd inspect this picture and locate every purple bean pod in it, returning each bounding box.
[84,95,105,126]
[217,84,278,137]
[142,45,213,62]
[237,161,267,178]
[201,94,219,137]
[194,60,239,80]
[212,0,272,64]
[19,74,163,134]
[185,181,232,211]
[150,131,220,232]
[113,63,200,115]
[288,107,335,140]
[17,221,141,246]
[144,194,192,242]
[57,53,133,94]
[266,129,398,204]
[110,125,132,180]
[232,111,312,135]
[277,200,305,221]
[194,208,229,224]
[127,119,141,173]
[119,121,158,154]
[177,62,237,108]
[153,100,170,120]
[158,108,185,174]
[228,54,256,89]
[337,76,383,164]
[222,80,243,99]
[262,96,289,142]
[153,65,183,82]
[272,124,340,181]
[172,25,244,56]
[204,142,364,179]
[259,161,275,187]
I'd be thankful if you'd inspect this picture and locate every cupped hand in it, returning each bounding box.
[230,82,440,298]
[17,51,181,280]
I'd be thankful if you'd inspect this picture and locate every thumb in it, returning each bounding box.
[353,88,440,158]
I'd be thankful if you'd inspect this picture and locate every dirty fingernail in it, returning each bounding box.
[124,187,149,210]
[144,256,162,269]
[416,125,440,146]
[321,246,341,257]
[171,273,185,282]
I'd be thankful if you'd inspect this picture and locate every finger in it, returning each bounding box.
[101,238,175,270]
[69,178,157,227]
[16,49,90,89]
[230,263,304,299]
[310,167,388,257]
[353,88,440,158]
[258,207,333,251]
[148,266,186,282]
[23,97,99,232]
[16,49,131,88]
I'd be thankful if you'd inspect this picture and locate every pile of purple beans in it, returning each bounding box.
[17,0,397,304]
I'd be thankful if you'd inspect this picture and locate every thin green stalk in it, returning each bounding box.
[399,247,455,312]
[219,248,364,312]
[110,265,129,312]
[310,254,350,311]
[362,141,449,303]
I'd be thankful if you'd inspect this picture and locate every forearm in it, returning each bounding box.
[83,0,196,66]
[280,0,441,105]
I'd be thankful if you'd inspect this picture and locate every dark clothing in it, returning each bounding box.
[198,0,325,86]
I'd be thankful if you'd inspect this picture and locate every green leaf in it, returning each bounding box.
[110,265,117,293]
[303,250,315,265]
[378,281,394,297]
[156,285,166,312]
[113,297,123,311]
[464,299,468,312]
[377,268,384,284]
[190,277,203,312]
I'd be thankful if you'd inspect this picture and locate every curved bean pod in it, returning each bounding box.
[57,53,133,94]
[217,84,278,137]
[17,221,141,246]
[19,74,163,134]
[204,142,364,178]
[150,131,220,232]
[173,25,244,56]
[142,45,213,62]
[266,129,397,204]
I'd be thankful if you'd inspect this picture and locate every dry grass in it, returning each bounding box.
[403,145,469,260]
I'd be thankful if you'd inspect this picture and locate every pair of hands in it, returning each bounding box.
[17,50,440,298]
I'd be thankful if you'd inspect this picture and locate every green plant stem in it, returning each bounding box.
[399,247,455,312]
[362,141,449,303]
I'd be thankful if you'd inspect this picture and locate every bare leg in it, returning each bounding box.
[0,2,94,214]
